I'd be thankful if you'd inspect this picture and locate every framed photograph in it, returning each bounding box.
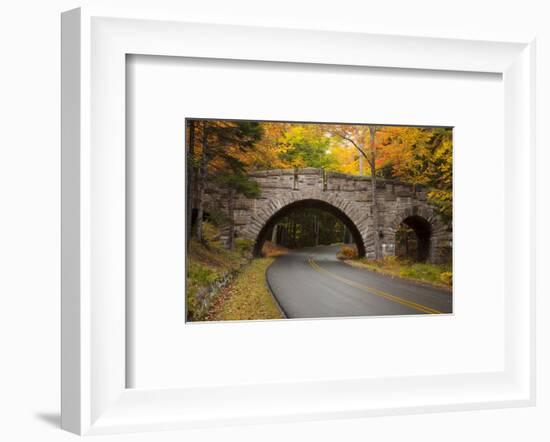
[183,118,453,322]
[61,6,535,435]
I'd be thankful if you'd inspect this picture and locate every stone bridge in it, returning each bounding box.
[203,168,451,263]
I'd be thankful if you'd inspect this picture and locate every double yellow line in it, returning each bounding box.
[307,258,442,315]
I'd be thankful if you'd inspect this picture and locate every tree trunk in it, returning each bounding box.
[186,120,195,250]
[369,125,381,260]
[194,122,208,242]
[314,215,319,247]
[271,224,278,245]
[292,217,297,247]
[227,188,236,250]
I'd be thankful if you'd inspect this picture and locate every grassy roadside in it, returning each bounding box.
[186,222,252,320]
[187,220,288,321]
[338,246,452,289]
[206,257,283,321]
[347,257,452,289]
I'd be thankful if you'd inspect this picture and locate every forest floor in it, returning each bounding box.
[205,241,288,321]
[206,257,283,321]
[186,223,251,320]
[187,221,287,321]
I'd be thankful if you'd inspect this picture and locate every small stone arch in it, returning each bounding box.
[385,205,448,263]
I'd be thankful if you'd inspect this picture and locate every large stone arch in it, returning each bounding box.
[200,168,451,263]
[384,205,450,263]
[242,189,370,257]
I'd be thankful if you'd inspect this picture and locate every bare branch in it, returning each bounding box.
[333,131,369,159]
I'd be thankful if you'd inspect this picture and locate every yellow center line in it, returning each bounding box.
[307,258,442,315]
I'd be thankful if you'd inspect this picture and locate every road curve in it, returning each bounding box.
[266,245,452,319]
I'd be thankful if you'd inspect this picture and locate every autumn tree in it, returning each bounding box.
[377,126,453,223]
[186,120,196,250]
[330,124,383,259]
[240,122,292,171]
[188,120,263,243]
[423,128,452,223]
[376,127,432,188]
[278,125,336,169]
[325,141,360,175]
[213,171,260,250]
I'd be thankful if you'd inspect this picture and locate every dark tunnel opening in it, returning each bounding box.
[253,199,366,258]
[395,215,432,262]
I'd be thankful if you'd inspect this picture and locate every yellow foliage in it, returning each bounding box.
[337,245,358,260]
[440,271,453,286]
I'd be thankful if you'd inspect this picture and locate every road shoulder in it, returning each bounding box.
[342,259,452,293]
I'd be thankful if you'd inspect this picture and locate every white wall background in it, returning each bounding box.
[0,0,548,441]
[129,57,505,389]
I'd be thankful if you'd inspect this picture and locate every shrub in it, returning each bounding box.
[440,271,453,286]
[187,261,218,286]
[205,210,229,227]
[261,241,289,257]
[186,287,201,321]
[235,238,254,254]
[186,233,254,321]
[398,266,416,279]
[202,221,221,243]
[399,263,443,284]
[337,245,358,260]
[382,255,398,265]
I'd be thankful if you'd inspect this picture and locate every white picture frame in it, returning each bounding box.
[61,6,536,436]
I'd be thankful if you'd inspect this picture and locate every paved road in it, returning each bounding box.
[266,245,452,318]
